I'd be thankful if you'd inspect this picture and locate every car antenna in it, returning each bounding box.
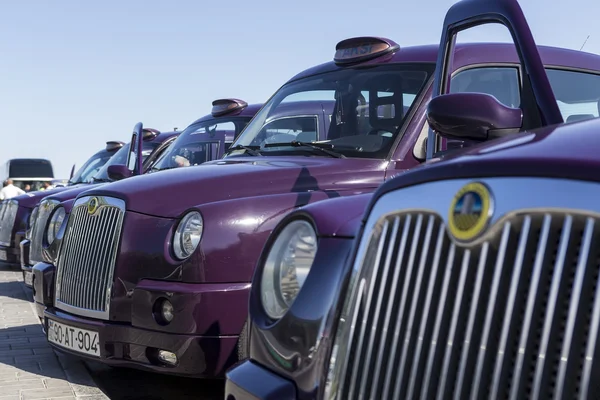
[580,35,590,51]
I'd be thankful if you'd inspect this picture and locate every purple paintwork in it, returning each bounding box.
[35,22,600,383]
[26,99,265,283]
[224,0,600,398]
[106,165,133,181]
[427,92,523,140]
[18,130,180,287]
[0,141,123,267]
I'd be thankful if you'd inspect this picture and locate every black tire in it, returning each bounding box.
[237,320,250,360]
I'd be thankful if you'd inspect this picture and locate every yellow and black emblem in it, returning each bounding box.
[87,197,99,215]
[448,182,493,242]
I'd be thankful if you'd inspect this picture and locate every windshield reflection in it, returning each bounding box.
[233,64,434,159]
[69,151,115,185]
[92,142,159,182]
[151,117,252,171]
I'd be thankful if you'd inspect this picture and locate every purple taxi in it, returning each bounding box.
[27,98,261,289]
[224,0,600,398]
[15,28,520,379]
[36,23,600,380]
[21,128,180,288]
[0,140,125,269]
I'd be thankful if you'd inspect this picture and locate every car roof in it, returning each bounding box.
[288,42,600,83]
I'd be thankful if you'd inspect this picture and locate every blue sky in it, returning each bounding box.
[0,0,597,178]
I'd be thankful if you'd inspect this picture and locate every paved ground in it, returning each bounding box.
[0,264,108,400]
[84,362,224,400]
[0,264,224,400]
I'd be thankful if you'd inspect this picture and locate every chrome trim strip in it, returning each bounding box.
[54,195,125,320]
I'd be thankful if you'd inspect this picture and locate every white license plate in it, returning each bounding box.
[0,250,6,261]
[23,271,33,286]
[47,319,100,357]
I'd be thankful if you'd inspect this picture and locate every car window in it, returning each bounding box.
[152,118,251,171]
[450,67,521,108]
[546,68,600,122]
[451,66,600,123]
[260,116,319,144]
[233,63,434,159]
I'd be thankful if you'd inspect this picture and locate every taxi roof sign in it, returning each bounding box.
[142,128,160,140]
[334,37,399,65]
[105,141,125,151]
[211,98,248,117]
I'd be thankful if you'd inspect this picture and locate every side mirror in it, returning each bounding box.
[426,92,523,141]
[107,165,133,181]
[69,164,76,180]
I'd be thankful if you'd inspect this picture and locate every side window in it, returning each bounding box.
[261,116,318,144]
[144,145,168,170]
[545,68,600,122]
[191,121,236,136]
[450,67,521,108]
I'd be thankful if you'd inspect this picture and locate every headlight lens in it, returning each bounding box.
[172,211,203,260]
[261,219,317,320]
[26,206,39,239]
[46,206,66,245]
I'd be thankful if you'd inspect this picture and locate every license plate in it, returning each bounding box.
[0,250,6,261]
[23,271,33,286]
[47,319,100,357]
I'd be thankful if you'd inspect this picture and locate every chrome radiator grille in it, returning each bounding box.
[28,200,57,264]
[55,196,125,320]
[326,178,600,400]
[0,200,19,246]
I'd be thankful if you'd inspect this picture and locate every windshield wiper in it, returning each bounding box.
[224,144,263,156]
[263,141,346,158]
[91,177,111,183]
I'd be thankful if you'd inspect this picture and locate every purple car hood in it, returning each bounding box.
[44,183,105,204]
[12,184,88,209]
[301,193,374,237]
[86,156,386,218]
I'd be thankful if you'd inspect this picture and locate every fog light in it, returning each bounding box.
[161,299,174,323]
[158,350,178,366]
[153,298,175,325]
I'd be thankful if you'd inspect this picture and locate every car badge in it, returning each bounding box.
[448,181,493,242]
[87,197,100,215]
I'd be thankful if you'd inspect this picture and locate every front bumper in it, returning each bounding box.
[43,307,239,377]
[225,360,297,400]
[0,242,20,267]
[34,260,250,378]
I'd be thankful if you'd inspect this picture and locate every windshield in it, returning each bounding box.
[151,117,252,171]
[92,141,159,181]
[8,159,54,179]
[68,150,115,185]
[232,63,434,159]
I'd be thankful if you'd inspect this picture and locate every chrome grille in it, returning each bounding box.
[0,200,19,246]
[326,177,600,400]
[55,196,125,320]
[28,201,56,264]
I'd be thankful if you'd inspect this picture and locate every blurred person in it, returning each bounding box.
[24,184,31,192]
[0,179,25,200]
[39,181,52,191]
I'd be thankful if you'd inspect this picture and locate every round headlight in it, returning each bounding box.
[172,211,203,260]
[46,206,66,245]
[261,219,317,320]
[26,206,39,239]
